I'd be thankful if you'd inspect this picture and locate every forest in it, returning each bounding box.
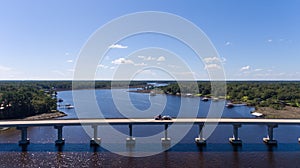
[0,81,57,119]
[0,81,146,119]
[160,81,300,110]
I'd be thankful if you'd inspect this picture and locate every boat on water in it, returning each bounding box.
[65,104,74,109]
[202,97,209,101]
[226,102,234,108]
[66,105,74,109]
[251,112,264,117]
[185,93,193,97]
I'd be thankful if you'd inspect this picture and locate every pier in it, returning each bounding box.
[1,118,300,147]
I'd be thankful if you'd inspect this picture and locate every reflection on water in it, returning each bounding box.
[0,143,300,167]
[1,150,300,167]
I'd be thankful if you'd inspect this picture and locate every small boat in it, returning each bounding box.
[202,97,209,102]
[226,103,234,108]
[185,93,193,97]
[65,104,74,109]
[66,105,74,109]
[251,112,264,117]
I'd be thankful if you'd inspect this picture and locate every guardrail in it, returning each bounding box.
[1,118,300,146]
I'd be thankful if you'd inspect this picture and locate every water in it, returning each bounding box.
[0,89,300,167]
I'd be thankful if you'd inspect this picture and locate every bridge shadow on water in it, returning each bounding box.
[0,142,299,153]
[1,143,300,167]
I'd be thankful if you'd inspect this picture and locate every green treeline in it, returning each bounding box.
[0,81,147,119]
[160,81,300,110]
[0,82,57,119]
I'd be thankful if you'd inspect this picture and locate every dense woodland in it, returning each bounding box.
[1,81,300,119]
[0,81,146,119]
[161,81,300,110]
[0,82,57,119]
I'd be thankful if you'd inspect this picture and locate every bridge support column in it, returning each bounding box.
[229,124,242,145]
[17,127,30,145]
[195,124,206,145]
[90,125,101,146]
[161,124,171,145]
[263,124,278,145]
[54,125,65,145]
[126,124,135,145]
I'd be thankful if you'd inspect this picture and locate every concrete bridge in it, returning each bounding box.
[1,118,300,146]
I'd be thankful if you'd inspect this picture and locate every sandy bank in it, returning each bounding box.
[22,111,67,120]
[255,106,300,119]
[0,111,67,131]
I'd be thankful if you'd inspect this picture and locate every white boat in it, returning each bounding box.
[185,93,193,97]
[65,104,74,109]
[226,103,234,108]
[251,112,264,117]
[202,97,209,101]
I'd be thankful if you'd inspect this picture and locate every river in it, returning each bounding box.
[0,89,300,167]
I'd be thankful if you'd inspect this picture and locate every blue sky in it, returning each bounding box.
[0,0,299,80]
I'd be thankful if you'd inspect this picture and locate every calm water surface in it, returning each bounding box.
[0,89,300,167]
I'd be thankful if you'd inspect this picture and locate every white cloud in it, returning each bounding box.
[137,56,166,62]
[97,64,109,69]
[225,41,232,46]
[66,60,73,63]
[267,39,273,43]
[254,68,263,72]
[65,52,70,56]
[138,55,162,61]
[138,56,145,59]
[203,57,220,63]
[145,56,156,61]
[240,65,250,71]
[157,56,166,62]
[203,57,225,63]
[138,69,157,76]
[204,64,221,70]
[109,44,128,49]
[111,58,134,64]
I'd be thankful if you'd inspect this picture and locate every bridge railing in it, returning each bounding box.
[1,118,300,146]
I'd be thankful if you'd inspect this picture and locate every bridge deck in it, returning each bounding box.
[1,118,300,127]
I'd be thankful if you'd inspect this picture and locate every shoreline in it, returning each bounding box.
[0,111,67,131]
[22,110,67,120]
[254,106,300,119]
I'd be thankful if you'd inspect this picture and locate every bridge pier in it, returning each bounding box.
[263,124,278,145]
[17,127,30,145]
[126,124,135,145]
[54,125,65,145]
[90,125,101,146]
[161,124,171,145]
[229,124,242,145]
[195,124,206,145]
